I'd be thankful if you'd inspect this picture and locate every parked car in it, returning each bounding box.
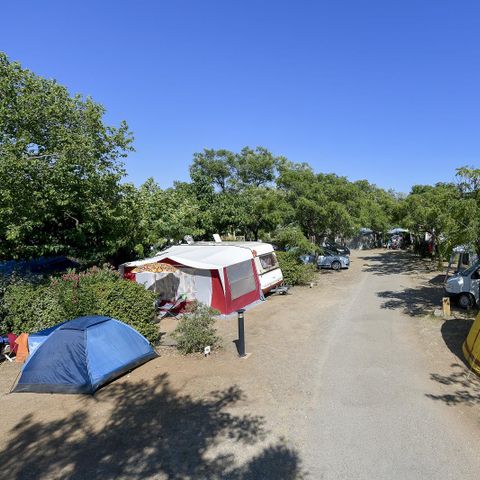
[324,241,350,256]
[445,260,480,308]
[317,249,350,271]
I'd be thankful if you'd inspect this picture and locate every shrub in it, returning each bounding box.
[276,251,316,285]
[0,271,45,332]
[93,279,158,343]
[3,283,65,334]
[2,266,158,343]
[172,304,220,354]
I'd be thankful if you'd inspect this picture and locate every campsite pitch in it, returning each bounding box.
[1,250,480,479]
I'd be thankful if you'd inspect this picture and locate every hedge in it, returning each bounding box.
[2,266,158,342]
[276,251,316,286]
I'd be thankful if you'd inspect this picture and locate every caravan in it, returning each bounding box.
[218,242,283,293]
[120,242,283,314]
[169,241,284,294]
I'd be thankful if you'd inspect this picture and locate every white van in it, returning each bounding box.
[445,261,480,308]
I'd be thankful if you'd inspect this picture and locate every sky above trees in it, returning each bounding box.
[1,1,479,192]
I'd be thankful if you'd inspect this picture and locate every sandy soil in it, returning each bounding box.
[0,250,479,479]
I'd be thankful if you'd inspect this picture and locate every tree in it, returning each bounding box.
[399,183,464,261]
[0,52,133,261]
[189,149,236,192]
[235,146,281,188]
[132,179,205,257]
[455,166,480,255]
[189,146,286,240]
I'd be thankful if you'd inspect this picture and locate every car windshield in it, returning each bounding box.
[460,261,480,277]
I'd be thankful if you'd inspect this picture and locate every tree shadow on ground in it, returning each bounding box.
[377,274,444,317]
[426,363,480,407]
[0,374,306,480]
[426,318,480,407]
[359,251,440,277]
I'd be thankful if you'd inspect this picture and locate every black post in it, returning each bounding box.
[237,309,246,357]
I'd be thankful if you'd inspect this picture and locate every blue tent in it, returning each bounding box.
[14,316,157,394]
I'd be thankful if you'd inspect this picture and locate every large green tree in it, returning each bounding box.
[398,183,466,260]
[0,52,133,261]
[189,146,286,240]
[455,166,480,254]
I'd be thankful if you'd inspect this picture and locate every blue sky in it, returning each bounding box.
[1,1,479,193]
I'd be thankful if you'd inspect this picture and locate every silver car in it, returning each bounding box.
[317,249,350,271]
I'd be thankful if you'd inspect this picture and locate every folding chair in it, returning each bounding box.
[269,283,291,295]
[0,333,18,362]
[157,294,188,319]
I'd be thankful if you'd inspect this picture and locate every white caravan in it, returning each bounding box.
[195,241,284,293]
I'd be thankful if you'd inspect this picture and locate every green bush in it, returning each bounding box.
[2,266,158,342]
[93,279,158,342]
[1,271,45,332]
[273,226,319,255]
[3,283,65,334]
[276,251,316,285]
[172,304,220,354]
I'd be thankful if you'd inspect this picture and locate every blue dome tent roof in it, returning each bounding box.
[14,316,157,394]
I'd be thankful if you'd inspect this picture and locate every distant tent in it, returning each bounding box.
[120,245,262,315]
[463,313,480,376]
[14,316,156,394]
[387,228,409,235]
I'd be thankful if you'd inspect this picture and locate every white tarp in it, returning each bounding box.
[135,268,213,303]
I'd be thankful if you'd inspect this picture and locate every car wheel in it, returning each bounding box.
[458,293,474,309]
[331,261,341,271]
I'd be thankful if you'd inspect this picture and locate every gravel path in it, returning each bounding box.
[303,250,480,479]
[0,250,479,479]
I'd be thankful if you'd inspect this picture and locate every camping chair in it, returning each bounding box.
[157,294,188,319]
[269,283,291,295]
[0,333,18,362]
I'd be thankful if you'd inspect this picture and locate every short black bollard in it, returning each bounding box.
[237,309,246,357]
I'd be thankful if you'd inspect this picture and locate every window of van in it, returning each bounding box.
[259,253,279,272]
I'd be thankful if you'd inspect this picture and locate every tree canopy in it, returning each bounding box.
[1,52,478,264]
[0,52,133,262]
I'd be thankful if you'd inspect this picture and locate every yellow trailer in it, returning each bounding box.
[463,313,480,375]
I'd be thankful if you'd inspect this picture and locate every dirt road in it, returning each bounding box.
[0,250,479,479]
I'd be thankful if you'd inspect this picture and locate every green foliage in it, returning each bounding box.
[2,266,158,342]
[0,271,44,332]
[3,283,65,334]
[273,226,318,254]
[455,166,480,255]
[172,304,220,354]
[276,251,316,286]
[0,52,133,262]
[398,182,465,260]
[131,179,205,257]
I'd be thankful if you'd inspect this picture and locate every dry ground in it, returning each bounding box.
[0,250,479,479]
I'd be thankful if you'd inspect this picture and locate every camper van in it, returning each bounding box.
[445,261,480,308]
